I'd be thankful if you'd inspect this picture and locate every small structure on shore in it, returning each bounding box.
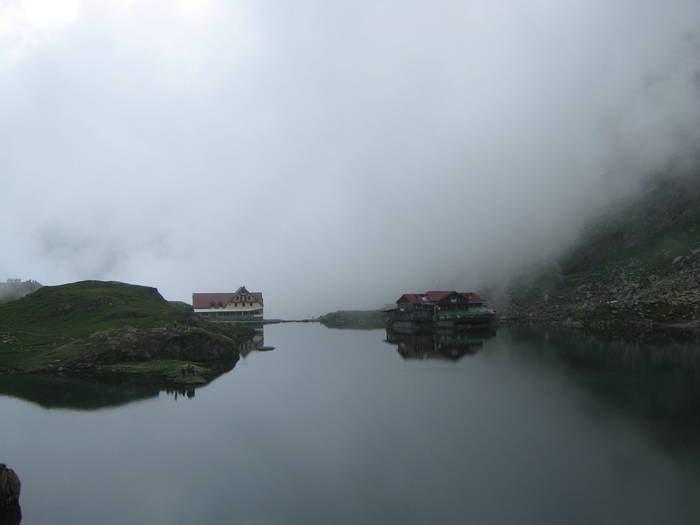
[386,290,495,332]
[192,286,263,322]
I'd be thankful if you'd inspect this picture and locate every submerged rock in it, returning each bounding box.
[0,465,20,507]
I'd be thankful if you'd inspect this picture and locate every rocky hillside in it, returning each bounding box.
[0,280,253,383]
[505,170,700,329]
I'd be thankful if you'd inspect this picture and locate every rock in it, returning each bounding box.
[57,326,241,368]
[0,465,20,507]
[0,502,21,525]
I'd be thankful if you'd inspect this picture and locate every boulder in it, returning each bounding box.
[0,465,20,507]
[0,502,20,525]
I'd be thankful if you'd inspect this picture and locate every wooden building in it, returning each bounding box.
[387,290,495,331]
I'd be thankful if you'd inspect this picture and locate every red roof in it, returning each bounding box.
[192,293,235,309]
[192,288,264,309]
[425,291,455,302]
[396,291,485,305]
[397,293,423,304]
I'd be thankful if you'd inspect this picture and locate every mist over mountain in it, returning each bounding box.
[0,279,42,303]
[2,1,700,316]
[500,166,700,328]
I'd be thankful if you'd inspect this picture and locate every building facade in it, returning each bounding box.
[192,286,263,321]
[387,290,495,330]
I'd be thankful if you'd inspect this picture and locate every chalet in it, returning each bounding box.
[192,286,263,321]
[387,290,495,331]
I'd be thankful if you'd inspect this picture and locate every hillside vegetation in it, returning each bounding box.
[319,310,387,329]
[0,280,252,383]
[506,170,700,329]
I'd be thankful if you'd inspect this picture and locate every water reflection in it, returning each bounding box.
[509,327,700,461]
[5,324,700,524]
[509,327,700,375]
[0,330,267,410]
[384,328,495,360]
[0,374,162,410]
[164,387,196,401]
[238,328,275,358]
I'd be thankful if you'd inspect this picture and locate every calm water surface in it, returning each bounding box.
[3,324,700,524]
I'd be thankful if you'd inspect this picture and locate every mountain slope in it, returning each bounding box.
[505,170,700,328]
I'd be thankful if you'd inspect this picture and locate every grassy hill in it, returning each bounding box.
[319,310,387,329]
[505,170,700,329]
[0,280,252,383]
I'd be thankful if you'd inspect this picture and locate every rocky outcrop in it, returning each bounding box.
[0,503,20,525]
[39,325,244,372]
[506,251,700,328]
[0,465,20,507]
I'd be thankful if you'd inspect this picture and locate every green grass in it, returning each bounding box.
[0,280,203,370]
[105,360,211,384]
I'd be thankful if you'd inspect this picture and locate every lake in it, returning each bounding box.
[3,324,700,524]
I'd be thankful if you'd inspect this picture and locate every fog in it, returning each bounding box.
[1,0,700,317]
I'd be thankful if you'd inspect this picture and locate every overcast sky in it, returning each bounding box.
[1,0,700,317]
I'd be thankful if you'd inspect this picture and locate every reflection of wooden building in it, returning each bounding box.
[386,291,495,332]
[192,286,263,322]
[385,329,492,361]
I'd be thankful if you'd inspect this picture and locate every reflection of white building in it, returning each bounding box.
[192,286,263,321]
[239,330,266,357]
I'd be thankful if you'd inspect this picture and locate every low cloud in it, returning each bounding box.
[1,0,700,316]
